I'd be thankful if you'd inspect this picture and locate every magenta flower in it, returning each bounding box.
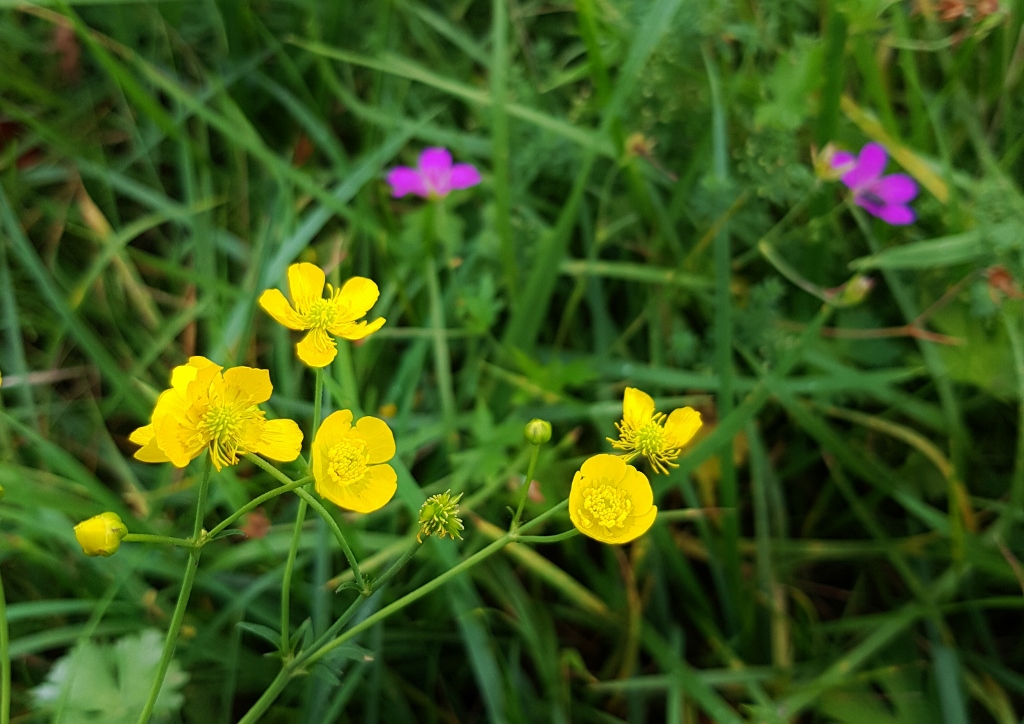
[831,143,918,225]
[386,147,481,199]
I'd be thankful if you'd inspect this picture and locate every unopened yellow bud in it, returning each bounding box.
[74,512,127,557]
[524,419,552,445]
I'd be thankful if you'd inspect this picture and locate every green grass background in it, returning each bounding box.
[2,0,1024,721]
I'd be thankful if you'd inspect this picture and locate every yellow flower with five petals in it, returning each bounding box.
[608,387,702,474]
[259,263,386,368]
[569,454,656,544]
[129,356,303,471]
[312,410,397,513]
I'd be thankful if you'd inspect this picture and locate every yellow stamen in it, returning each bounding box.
[326,438,370,486]
[579,484,633,529]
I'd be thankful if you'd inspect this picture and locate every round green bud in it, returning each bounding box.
[524,419,552,445]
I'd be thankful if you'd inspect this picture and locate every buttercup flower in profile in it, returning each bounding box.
[312,410,397,513]
[129,356,303,471]
[259,263,385,368]
[386,147,481,199]
[608,387,702,474]
[74,512,127,557]
[569,454,656,544]
[830,142,919,225]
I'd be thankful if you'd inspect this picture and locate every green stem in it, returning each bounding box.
[137,456,213,724]
[235,666,294,724]
[123,533,194,548]
[0,566,10,724]
[244,455,365,590]
[293,487,365,590]
[514,529,580,544]
[309,369,324,465]
[206,476,312,540]
[511,444,541,530]
[280,497,307,656]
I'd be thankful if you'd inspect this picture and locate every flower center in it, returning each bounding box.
[304,298,336,332]
[198,402,264,469]
[581,484,633,529]
[633,421,666,458]
[327,438,370,486]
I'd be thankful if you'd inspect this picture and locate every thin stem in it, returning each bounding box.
[309,368,324,465]
[0,567,10,724]
[511,444,541,530]
[243,455,365,591]
[236,667,294,724]
[305,535,512,668]
[123,533,194,548]
[206,476,312,540]
[137,456,213,724]
[293,487,364,590]
[514,529,580,544]
[298,595,367,667]
[280,498,307,655]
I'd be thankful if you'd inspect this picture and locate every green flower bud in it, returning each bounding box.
[74,512,127,557]
[417,490,464,543]
[524,418,552,445]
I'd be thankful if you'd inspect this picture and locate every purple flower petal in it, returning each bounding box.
[872,174,918,204]
[875,204,916,226]
[841,142,888,190]
[386,167,428,198]
[854,195,888,219]
[418,147,453,195]
[449,163,481,190]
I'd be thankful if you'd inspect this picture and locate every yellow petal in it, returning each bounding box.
[337,276,380,319]
[665,407,702,448]
[129,424,154,446]
[622,387,655,429]
[333,316,386,341]
[320,463,397,514]
[579,453,627,484]
[170,356,219,393]
[623,466,654,516]
[130,424,170,463]
[259,288,305,330]
[155,414,207,468]
[351,416,396,465]
[313,410,354,485]
[621,506,658,543]
[256,418,304,462]
[223,367,273,405]
[288,262,326,314]
[296,328,337,368]
[568,470,588,533]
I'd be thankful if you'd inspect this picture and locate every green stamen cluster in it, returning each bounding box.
[417,490,465,543]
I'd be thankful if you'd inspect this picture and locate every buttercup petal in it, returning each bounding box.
[223,367,273,405]
[873,174,918,204]
[256,418,304,462]
[129,424,154,446]
[337,277,380,320]
[315,410,354,448]
[334,317,386,341]
[622,506,658,543]
[296,328,337,368]
[386,167,428,198]
[449,163,481,190]
[171,356,219,393]
[351,416,396,465]
[665,407,702,449]
[579,452,628,484]
[259,288,305,330]
[841,142,887,189]
[288,263,326,315]
[622,387,656,429]
[624,467,654,516]
[321,463,398,514]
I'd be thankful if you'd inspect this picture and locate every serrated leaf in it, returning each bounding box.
[32,629,187,724]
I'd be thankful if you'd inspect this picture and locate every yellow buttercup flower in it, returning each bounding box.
[608,387,702,474]
[258,263,386,368]
[74,512,128,557]
[312,410,397,513]
[128,356,303,471]
[569,454,656,544]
